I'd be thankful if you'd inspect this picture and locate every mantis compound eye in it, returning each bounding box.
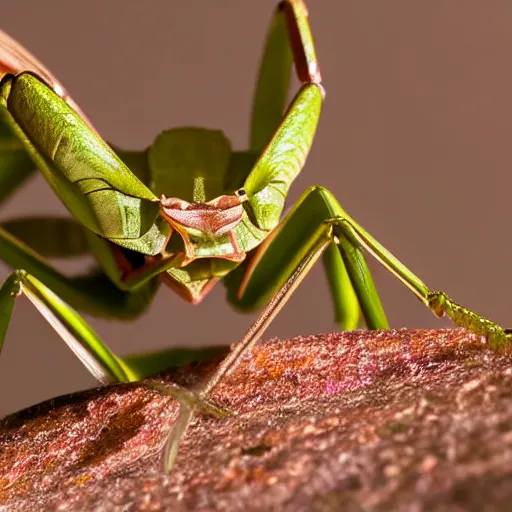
[235,188,248,202]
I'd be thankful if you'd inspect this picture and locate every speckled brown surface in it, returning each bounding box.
[1,329,512,511]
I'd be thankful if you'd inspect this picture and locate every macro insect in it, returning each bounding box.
[0,1,509,471]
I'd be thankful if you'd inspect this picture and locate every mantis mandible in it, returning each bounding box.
[0,1,509,471]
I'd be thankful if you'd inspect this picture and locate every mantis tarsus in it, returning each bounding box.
[0,1,509,471]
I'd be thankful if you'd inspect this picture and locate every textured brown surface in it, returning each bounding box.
[1,329,512,511]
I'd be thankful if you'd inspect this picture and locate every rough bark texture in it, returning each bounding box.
[1,329,512,511]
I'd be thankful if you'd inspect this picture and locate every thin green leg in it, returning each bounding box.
[331,206,512,348]
[164,184,509,471]
[0,269,226,432]
[322,244,360,330]
[250,0,321,153]
[0,270,133,383]
[0,223,156,319]
[237,183,510,348]
[228,186,387,330]
[162,186,388,472]
[0,217,90,259]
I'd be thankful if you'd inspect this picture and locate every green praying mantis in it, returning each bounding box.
[0,0,510,471]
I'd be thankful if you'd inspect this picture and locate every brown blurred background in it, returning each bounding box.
[1,1,511,416]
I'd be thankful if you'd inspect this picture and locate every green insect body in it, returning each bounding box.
[0,1,508,471]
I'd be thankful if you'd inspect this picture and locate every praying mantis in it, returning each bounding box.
[0,1,509,471]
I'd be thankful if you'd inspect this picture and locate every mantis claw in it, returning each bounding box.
[147,380,231,472]
[147,381,231,418]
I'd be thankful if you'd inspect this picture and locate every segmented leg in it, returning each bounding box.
[250,0,320,153]
[162,185,510,471]
[0,227,227,380]
[0,270,132,383]
[0,222,158,320]
[225,0,363,330]
[0,268,229,418]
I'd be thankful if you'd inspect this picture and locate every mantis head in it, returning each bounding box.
[159,192,247,264]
